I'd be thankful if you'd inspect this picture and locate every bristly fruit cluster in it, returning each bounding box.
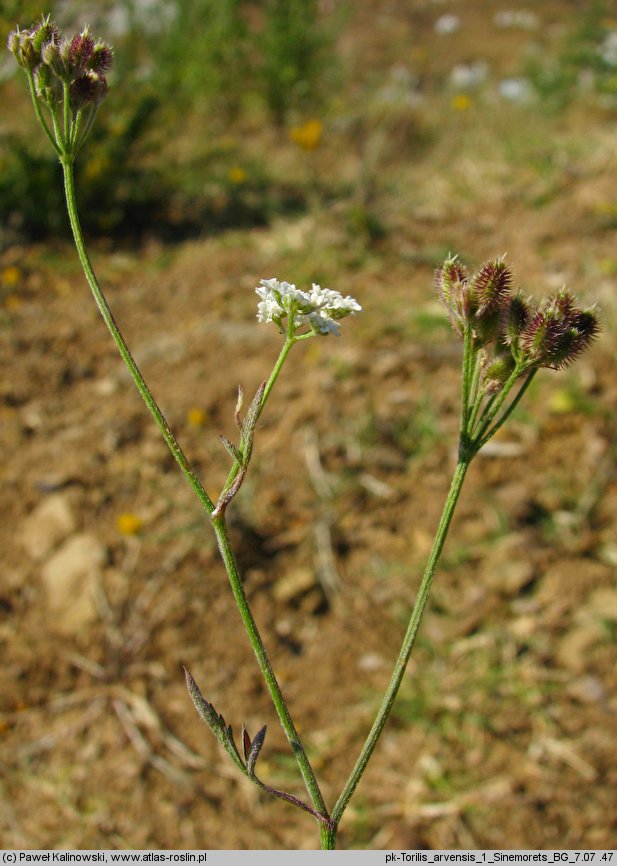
[435,254,599,392]
[8,16,113,112]
[8,16,113,161]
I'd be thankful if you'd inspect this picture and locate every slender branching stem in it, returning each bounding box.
[60,158,215,515]
[220,316,315,499]
[25,71,60,154]
[210,514,330,825]
[475,368,536,451]
[220,334,295,498]
[323,458,470,848]
[466,350,485,433]
[471,362,527,447]
[460,325,474,435]
[62,81,71,144]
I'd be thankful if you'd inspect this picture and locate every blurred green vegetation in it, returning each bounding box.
[2,1,617,247]
[261,0,335,125]
[526,0,617,109]
[0,0,339,242]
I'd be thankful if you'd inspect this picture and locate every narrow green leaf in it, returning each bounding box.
[220,435,244,467]
[184,667,246,775]
[184,666,219,728]
[242,382,266,445]
[247,724,267,777]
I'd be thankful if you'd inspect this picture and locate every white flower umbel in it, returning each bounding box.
[256,278,361,337]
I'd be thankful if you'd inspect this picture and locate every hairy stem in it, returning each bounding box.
[26,71,60,154]
[211,515,330,824]
[220,335,295,499]
[324,458,470,848]
[60,158,215,515]
[471,362,527,447]
[475,368,536,452]
[460,325,474,436]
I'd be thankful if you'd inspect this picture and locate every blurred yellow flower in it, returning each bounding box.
[228,166,247,185]
[3,294,22,311]
[289,119,324,151]
[597,257,617,275]
[53,277,72,297]
[451,93,472,111]
[187,407,207,428]
[1,265,22,287]
[83,154,110,181]
[109,120,127,137]
[219,135,238,152]
[116,512,143,536]
[549,388,577,415]
[594,201,617,218]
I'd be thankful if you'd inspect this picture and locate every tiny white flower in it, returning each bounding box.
[259,277,280,292]
[308,312,341,336]
[498,77,533,103]
[309,284,363,318]
[600,31,617,67]
[255,279,285,323]
[256,295,283,323]
[493,10,538,30]
[277,281,304,305]
[450,61,488,89]
[434,14,460,35]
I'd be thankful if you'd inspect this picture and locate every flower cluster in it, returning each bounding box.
[256,278,361,337]
[435,255,599,388]
[8,16,113,112]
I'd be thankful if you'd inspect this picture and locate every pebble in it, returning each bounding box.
[587,588,617,621]
[481,534,535,595]
[567,675,606,704]
[555,623,603,672]
[358,652,385,672]
[272,568,317,603]
[40,533,105,635]
[487,559,534,595]
[21,494,76,561]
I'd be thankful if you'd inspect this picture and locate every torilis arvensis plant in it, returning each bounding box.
[8,17,600,850]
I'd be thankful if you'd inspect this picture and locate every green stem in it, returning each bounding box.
[69,105,83,153]
[324,458,471,848]
[460,326,474,436]
[26,72,61,155]
[263,334,295,408]
[466,350,486,434]
[475,368,536,452]
[211,515,330,824]
[220,332,297,499]
[60,158,215,515]
[471,363,528,448]
[259,314,316,416]
[75,104,101,154]
[62,81,71,145]
[221,336,296,496]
